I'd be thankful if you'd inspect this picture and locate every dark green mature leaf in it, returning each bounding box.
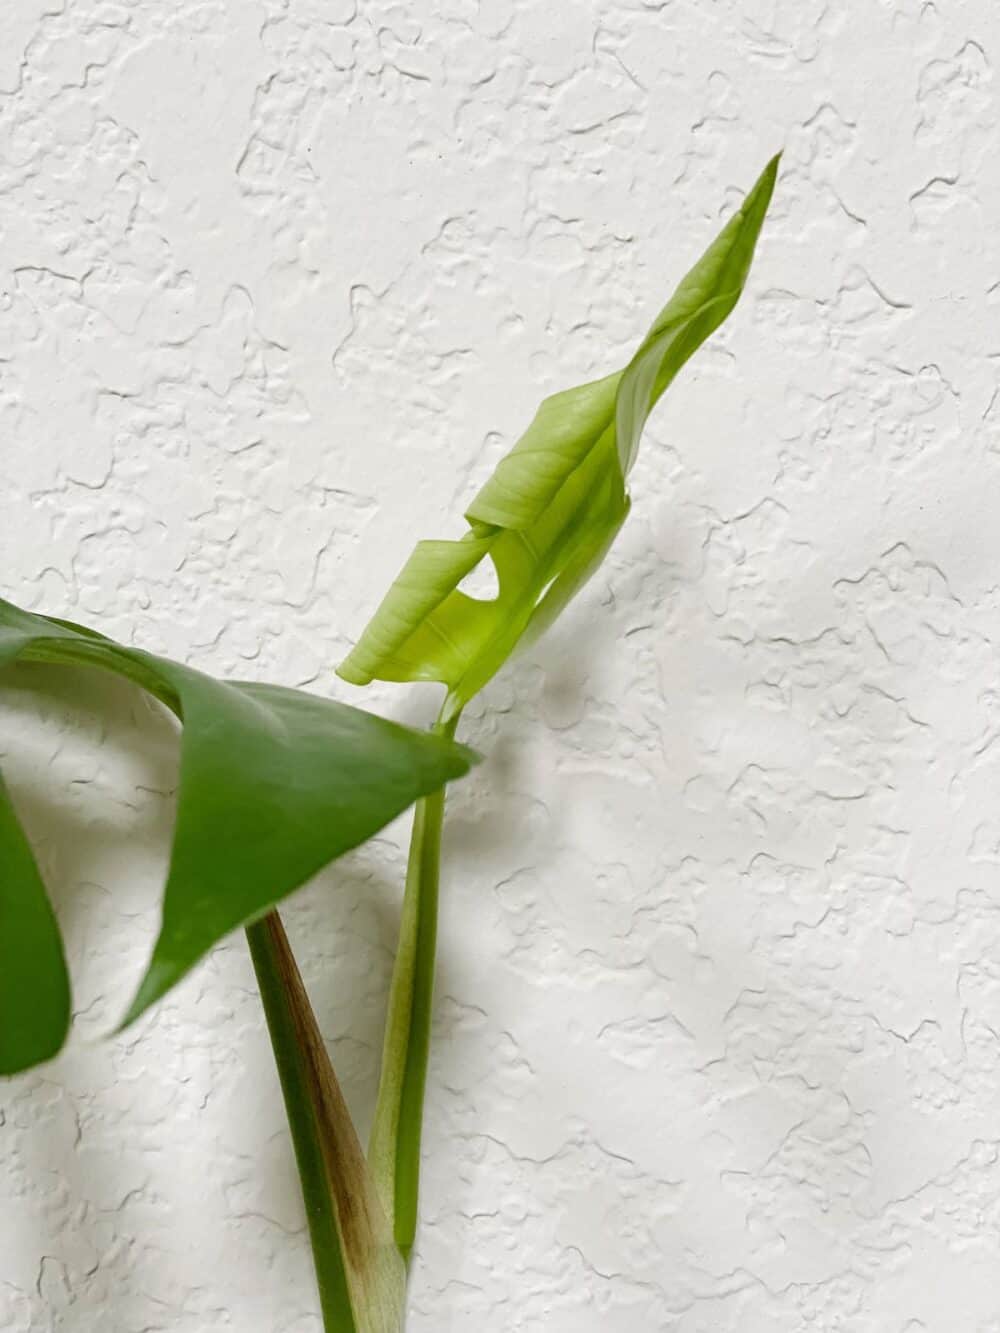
[0,769,71,1073]
[337,155,779,715]
[0,595,477,1067]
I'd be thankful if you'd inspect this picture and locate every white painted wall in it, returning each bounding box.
[2,1,999,1329]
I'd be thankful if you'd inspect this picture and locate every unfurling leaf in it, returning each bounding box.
[0,595,478,1071]
[338,158,780,1260]
[337,155,779,715]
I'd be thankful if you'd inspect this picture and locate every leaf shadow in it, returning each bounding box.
[0,661,182,1316]
[0,661,180,987]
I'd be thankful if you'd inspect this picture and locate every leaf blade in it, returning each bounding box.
[465,372,622,530]
[0,768,71,1074]
[615,151,780,475]
[0,596,478,1045]
[337,155,780,708]
[336,534,494,688]
[125,672,477,1023]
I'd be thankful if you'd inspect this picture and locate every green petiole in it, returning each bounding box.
[368,709,460,1260]
[247,913,361,1332]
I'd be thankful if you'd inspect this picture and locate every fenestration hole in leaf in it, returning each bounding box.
[455,553,501,602]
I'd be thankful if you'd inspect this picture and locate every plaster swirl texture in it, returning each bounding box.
[1,1,999,1329]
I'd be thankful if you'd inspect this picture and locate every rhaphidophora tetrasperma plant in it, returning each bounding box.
[1,155,778,1332]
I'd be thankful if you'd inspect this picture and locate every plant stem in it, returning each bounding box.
[247,913,359,1331]
[368,708,460,1261]
[248,914,407,1333]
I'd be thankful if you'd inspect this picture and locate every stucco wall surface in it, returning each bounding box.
[2,1,1000,1329]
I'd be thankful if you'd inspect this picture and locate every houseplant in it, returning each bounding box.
[1,154,778,1330]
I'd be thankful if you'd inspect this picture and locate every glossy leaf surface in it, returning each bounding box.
[0,596,477,1069]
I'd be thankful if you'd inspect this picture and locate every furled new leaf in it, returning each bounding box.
[337,155,779,715]
[340,157,780,1258]
[0,595,477,1070]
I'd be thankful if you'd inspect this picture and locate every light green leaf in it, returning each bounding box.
[337,155,779,713]
[0,594,478,1062]
[344,157,780,1259]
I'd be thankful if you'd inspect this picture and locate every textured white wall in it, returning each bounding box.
[2,1,1000,1329]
